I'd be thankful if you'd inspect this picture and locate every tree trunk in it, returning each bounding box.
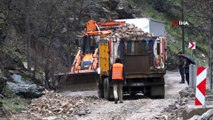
[0,69,6,94]
[44,63,50,89]
[65,0,72,67]
[33,43,38,83]
[51,51,56,90]
[25,0,31,71]
[0,78,6,94]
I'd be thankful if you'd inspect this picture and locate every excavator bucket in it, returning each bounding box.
[55,71,98,91]
[55,49,99,91]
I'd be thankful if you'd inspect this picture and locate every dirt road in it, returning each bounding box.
[5,71,189,120]
[63,71,187,120]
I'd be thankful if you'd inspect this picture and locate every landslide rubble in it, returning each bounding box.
[8,90,100,120]
[155,87,213,120]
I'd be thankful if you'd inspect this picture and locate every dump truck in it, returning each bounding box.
[98,18,167,99]
[56,18,167,99]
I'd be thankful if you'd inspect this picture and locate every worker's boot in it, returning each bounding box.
[179,79,185,84]
[179,81,185,84]
[114,99,118,104]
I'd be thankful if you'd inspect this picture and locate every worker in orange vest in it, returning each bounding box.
[111,58,125,104]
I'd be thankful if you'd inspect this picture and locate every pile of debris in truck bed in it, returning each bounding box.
[111,23,153,39]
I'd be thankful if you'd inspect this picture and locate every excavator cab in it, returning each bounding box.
[77,35,99,70]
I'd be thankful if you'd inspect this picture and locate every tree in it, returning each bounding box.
[185,0,213,89]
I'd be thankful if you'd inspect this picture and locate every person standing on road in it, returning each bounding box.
[183,57,192,85]
[177,52,185,84]
[111,58,125,104]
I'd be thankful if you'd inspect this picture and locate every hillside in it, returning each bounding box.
[0,0,212,116]
[0,0,211,88]
[130,0,209,65]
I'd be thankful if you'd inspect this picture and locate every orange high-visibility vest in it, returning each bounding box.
[112,63,124,80]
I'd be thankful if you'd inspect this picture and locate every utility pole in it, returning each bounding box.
[209,36,212,90]
[210,18,213,90]
[181,0,185,54]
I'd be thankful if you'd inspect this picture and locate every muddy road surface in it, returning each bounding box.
[63,71,187,120]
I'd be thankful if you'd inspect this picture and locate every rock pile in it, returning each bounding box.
[7,81,45,98]
[179,87,195,98]
[111,23,153,40]
[155,87,195,120]
[155,87,213,120]
[29,90,90,119]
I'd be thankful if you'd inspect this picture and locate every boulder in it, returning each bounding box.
[189,115,200,120]
[198,109,213,120]
[7,81,45,98]
[179,87,195,98]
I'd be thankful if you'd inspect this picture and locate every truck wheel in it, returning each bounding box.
[150,77,165,98]
[144,87,151,97]
[103,77,113,100]
[130,90,136,97]
[97,76,104,98]
[150,85,165,98]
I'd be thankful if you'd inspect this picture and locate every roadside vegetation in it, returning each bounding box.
[0,85,28,116]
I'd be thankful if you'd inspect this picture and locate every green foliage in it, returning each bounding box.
[0,96,29,114]
[128,0,208,65]
[1,85,29,114]
[2,85,13,96]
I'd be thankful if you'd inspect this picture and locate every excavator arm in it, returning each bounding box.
[85,19,125,37]
[70,50,82,73]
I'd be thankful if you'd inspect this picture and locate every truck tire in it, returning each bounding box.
[150,85,165,98]
[103,77,113,100]
[150,77,165,98]
[130,90,137,97]
[144,87,151,97]
[97,76,104,98]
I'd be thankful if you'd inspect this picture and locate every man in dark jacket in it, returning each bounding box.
[177,52,185,83]
[111,58,125,104]
[183,57,192,85]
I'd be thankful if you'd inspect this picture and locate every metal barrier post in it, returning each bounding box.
[189,64,196,88]
[189,64,193,88]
